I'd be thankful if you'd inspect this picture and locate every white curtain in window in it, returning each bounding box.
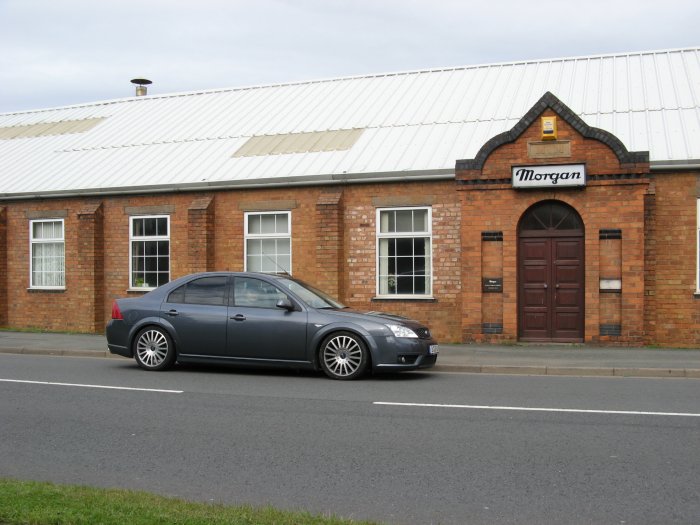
[32,241,65,287]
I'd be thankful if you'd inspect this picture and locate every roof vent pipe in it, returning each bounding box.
[130,78,152,96]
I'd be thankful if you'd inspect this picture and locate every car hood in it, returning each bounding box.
[318,308,422,327]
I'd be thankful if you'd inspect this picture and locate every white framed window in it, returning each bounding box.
[30,219,65,289]
[244,211,291,274]
[376,207,432,297]
[130,215,170,289]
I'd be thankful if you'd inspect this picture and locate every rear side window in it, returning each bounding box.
[167,276,228,306]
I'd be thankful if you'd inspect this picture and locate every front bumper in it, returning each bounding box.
[372,335,439,372]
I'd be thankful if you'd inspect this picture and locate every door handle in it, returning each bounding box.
[166,309,179,317]
[231,314,246,321]
[543,283,548,289]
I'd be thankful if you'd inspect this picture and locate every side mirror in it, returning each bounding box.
[276,297,296,311]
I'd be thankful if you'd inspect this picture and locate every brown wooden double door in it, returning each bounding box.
[518,236,584,342]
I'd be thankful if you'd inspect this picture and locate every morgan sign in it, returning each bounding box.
[512,164,586,189]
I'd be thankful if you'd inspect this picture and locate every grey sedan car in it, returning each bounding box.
[106,272,438,380]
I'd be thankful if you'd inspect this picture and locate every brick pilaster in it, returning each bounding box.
[315,189,344,299]
[188,196,216,273]
[77,202,104,332]
[0,207,7,326]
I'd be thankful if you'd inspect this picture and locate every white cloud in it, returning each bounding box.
[1,0,698,112]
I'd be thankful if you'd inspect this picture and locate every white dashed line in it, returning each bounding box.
[0,378,183,394]
[373,402,700,417]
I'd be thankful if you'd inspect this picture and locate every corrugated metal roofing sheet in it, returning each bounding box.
[1,47,699,198]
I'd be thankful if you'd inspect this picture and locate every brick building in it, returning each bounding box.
[1,48,699,347]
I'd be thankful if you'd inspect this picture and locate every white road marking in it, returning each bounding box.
[0,378,183,394]
[373,401,700,417]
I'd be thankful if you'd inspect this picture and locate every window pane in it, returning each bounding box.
[247,254,261,272]
[260,214,277,234]
[145,256,158,272]
[132,218,144,236]
[396,238,413,256]
[144,218,156,236]
[248,215,261,234]
[396,256,413,274]
[276,214,289,234]
[156,217,168,236]
[235,277,287,308]
[157,255,169,272]
[277,238,290,255]
[168,286,185,304]
[185,276,227,306]
[380,210,392,233]
[261,256,277,273]
[396,276,413,294]
[132,255,144,272]
[395,210,414,232]
[261,238,276,254]
[278,255,291,273]
[413,209,428,232]
[145,272,159,288]
[248,239,261,255]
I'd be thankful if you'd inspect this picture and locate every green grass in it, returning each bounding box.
[0,479,379,525]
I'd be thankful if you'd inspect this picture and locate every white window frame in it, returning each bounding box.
[129,215,170,290]
[244,211,292,274]
[29,219,65,289]
[375,206,433,299]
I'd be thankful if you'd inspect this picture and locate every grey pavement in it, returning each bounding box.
[1,330,699,378]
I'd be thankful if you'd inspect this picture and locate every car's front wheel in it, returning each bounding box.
[133,327,175,371]
[319,331,368,380]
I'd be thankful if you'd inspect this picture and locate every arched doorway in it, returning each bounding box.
[518,201,584,342]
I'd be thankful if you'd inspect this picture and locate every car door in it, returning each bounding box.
[226,276,308,362]
[160,275,229,357]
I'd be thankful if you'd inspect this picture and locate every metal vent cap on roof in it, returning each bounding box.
[130,78,152,96]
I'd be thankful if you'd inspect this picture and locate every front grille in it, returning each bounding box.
[415,327,431,339]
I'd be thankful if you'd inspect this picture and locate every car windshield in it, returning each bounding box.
[276,278,346,309]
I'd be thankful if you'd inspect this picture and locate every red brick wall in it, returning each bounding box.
[457,109,651,344]
[5,202,94,332]
[646,172,700,347]
[339,182,462,341]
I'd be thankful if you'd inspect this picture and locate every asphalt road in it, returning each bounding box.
[1,354,699,525]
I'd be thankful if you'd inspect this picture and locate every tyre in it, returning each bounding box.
[319,331,369,380]
[133,326,175,371]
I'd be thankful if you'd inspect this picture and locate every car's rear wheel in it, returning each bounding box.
[133,327,175,371]
[319,332,368,380]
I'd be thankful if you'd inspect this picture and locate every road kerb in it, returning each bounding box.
[480,366,547,375]
[546,367,613,376]
[614,368,686,378]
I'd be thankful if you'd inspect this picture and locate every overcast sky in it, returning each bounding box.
[1,0,698,114]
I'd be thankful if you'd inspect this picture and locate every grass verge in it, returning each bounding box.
[0,479,379,525]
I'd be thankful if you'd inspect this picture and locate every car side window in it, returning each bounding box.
[234,277,288,308]
[167,276,228,306]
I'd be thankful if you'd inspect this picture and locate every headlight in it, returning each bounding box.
[386,324,418,338]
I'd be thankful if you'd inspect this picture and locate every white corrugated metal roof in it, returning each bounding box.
[1,47,699,198]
